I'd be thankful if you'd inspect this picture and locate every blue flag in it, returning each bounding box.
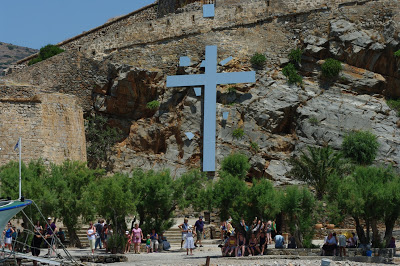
[14,140,19,151]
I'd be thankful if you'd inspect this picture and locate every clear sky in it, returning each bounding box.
[1,0,155,50]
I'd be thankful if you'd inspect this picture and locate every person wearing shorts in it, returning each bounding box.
[178,218,189,249]
[194,216,204,247]
[4,222,14,250]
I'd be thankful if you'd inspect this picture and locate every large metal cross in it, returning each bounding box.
[166,45,255,172]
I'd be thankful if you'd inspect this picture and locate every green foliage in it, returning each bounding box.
[394,49,400,57]
[288,146,348,199]
[227,86,237,93]
[308,116,319,125]
[282,63,302,85]
[250,52,266,69]
[210,173,249,221]
[250,141,259,153]
[341,131,379,165]
[321,58,342,78]
[28,44,64,65]
[281,186,317,248]
[386,98,400,117]
[221,153,250,179]
[247,179,280,221]
[146,100,160,110]
[7,45,14,50]
[106,234,127,252]
[288,48,303,64]
[85,114,121,169]
[232,127,245,139]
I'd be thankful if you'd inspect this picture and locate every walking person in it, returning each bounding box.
[94,220,103,250]
[184,226,196,255]
[178,218,189,249]
[194,216,204,247]
[31,221,43,266]
[44,217,57,257]
[131,223,144,254]
[87,222,96,256]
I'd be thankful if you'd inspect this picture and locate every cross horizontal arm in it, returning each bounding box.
[166,74,206,88]
[216,71,256,85]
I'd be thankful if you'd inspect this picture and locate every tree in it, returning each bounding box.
[281,186,316,248]
[328,165,400,247]
[28,44,64,65]
[49,161,104,247]
[220,153,250,180]
[288,146,348,199]
[341,130,379,165]
[93,173,135,235]
[247,179,280,221]
[85,114,121,169]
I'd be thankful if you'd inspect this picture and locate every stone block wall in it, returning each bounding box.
[0,93,86,166]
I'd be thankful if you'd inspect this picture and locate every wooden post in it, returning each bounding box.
[205,256,211,266]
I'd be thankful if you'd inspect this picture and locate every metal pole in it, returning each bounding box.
[19,137,21,200]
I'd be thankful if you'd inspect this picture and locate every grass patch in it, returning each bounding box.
[308,116,319,125]
[146,100,160,110]
[232,128,245,139]
[387,98,400,117]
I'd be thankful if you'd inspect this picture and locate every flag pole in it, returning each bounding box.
[18,137,21,200]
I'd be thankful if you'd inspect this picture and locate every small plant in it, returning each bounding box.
[386,98,400,117]
[394,49,400,57]
[28,44,64,65]
[282,63,302,85]
[227,86,237,93]
[146,100,160,110]
[289,48,303,64]
[250,52,266,69]
[232,127,245,139]
[342,130,379,165]
[250,141,260,153]
[321,58,342,78]
[308,116,319,125]
[7,45,14,50]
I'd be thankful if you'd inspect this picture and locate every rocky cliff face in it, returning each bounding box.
[2,0,400,183]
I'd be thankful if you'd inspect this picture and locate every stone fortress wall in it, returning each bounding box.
[0,93,87,166]
[15,0,375,66]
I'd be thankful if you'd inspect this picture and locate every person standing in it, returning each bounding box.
[194,216,204,247]
[87,222,96,256]
[45,217,57,257]
[178,218,189,249]
[4,222,14,250]
[31,221,43,266]
[131,223,144,254]
[338,232,347,257]
[94,220,103,250]
[184,226,196,255]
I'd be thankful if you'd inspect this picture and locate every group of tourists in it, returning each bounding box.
[219,217,291,257]
[86,219,112,255]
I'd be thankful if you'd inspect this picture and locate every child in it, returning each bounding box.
[184,226,196,255]
[145,234,151,253]
[124,231,132,253]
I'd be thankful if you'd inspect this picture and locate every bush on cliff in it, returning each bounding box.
[288,48,303,64]
[146,100,160,110]
[321,58,342,78]
[221,153,250,179]
[386,98,400,117]
[341,130,379,165]
[250,52,266,69]
[282,63,302,85]
[28,44,64,65]
[394,49,400,57]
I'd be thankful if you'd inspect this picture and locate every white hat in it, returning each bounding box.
[47,217,51,220]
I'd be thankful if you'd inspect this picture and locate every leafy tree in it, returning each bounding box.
[282,63,302,85]
[49,161,104,247]
[341,131,379,165]
[210,173,249,222]
[281,186,316,248]
[321,58,342,78]
[85,114,121,169]
[93,173,135,235]
[247,179,280,221]
[220,153,250,179]
[28,44,64,65]
[327,166,400,247]
[288,146,349,199]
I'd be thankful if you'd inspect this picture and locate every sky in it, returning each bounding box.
[1,0,155,49]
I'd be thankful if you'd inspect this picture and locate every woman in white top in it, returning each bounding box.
[87,222,96,255]
[184,226,196,255]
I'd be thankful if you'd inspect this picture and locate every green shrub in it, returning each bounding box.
[308,116,319,125]
[250,52,266,69]
[341,130,379,165]
[289,48,303,64]
[394,49,400,57]
[227,86,236,93]
[321,58,342,78]
[7,45,14,50]
[232,127,245,139]
[28,44,64,65]
[221,153,250,179]
[146,100,160,110]
[282,63,302,85]
[387,98,400,117]
[250,141,259,153]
